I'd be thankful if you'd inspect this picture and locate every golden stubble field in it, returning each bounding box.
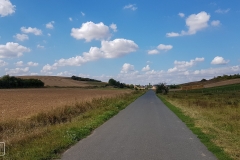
[0,88,132,121]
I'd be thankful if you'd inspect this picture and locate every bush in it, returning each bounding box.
[156,83,169,95]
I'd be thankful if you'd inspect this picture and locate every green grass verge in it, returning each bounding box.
[157,95,233,160]
[3,90,145,160]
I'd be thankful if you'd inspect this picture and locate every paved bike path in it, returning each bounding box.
[61,90,217,160]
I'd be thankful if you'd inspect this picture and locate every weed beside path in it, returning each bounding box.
[1,90,145,160]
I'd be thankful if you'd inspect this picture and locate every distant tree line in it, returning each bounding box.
[71,76,101,82]
[0,75,44,89]
[108,78,134,89]
[200,74,240,82]
[211,74,240,81]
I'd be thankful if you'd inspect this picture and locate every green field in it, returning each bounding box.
[159,84,240,160]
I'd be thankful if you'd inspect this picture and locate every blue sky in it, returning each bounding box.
[0,0,240,85]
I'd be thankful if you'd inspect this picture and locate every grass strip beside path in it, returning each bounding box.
[158,95,232,160]
[3,90,145,160]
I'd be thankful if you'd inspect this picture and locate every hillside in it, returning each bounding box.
[17,76,107,87]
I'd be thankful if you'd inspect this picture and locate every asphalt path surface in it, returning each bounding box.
[61,90,217,160]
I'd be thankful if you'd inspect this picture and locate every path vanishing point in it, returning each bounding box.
[61,90,217,160]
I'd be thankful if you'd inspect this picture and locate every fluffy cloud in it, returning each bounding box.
[211,56,229,65]
[0,0,15,17]
[41,64,57,73]
[14,34,29,41]
[142,65,150,71]
[21,27,42,35]
[178,12,185,18]
[157,44,173,51]
[0,42,30,58]
[166,32,180,37]
[5,67,29,75]
[71,21,111,42]
[27,61,38,66]
[41,38,138,70]
[110,23,117,32]
[121,63,135,73]
[148,44,173,54]
[123,4,137,11]
[69,17,73,21]
[211,20,221,26]
[0,59,8,67]
[167,11,211,37]
[168,57,204,73]
[102,39,138,58]
[148,49,159,55]
[15,61,23,66]
[46,21,54,29]
[215,8,230,14]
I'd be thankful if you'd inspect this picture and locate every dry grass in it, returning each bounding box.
[163,87,240,160]
[204,79,240,88]
[17,76,107,87]
[0,88,131,121]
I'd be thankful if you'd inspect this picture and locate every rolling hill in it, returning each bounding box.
[17,76,107,87]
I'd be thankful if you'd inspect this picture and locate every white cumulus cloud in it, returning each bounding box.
[157,44,173,51]
[5,67,29,76]
[71,21,111,42]
[0,0,15,17]
[211,56,229,65]
[14,34,29,41]
[121,63,135,73]
[102,39,138,58]
[0,42,30,58]
[142,65,150,72]
[21,27,42,35]
[123,4,137,11]
[46,21,54,29]
[41,38,138,70]
[167,11,210,37]
[148,44,173,55]
[148,49,159,55]
[41,64,57,73]
[168,57,204,73]
[27,61,38,66]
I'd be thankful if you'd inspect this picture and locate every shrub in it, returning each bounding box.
[156,83,169,94]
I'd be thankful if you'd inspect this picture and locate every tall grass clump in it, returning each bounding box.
[0,90,145,160]
[159,84,240,160]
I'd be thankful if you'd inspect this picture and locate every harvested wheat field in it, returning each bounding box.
[204,78,240,88]
[17,76,107,87]
[0,88,131,121]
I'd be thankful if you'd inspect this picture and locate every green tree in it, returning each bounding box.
[156,83,169,95]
